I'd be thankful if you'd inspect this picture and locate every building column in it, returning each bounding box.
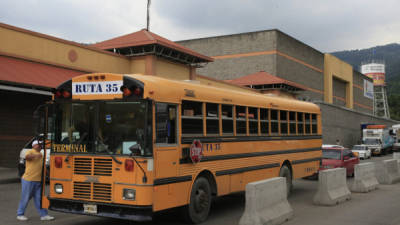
[145,55,156,75]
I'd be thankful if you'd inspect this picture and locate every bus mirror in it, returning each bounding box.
[129,144,141,156]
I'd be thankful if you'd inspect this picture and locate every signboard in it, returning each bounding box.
[190,139,203,164]
[364,80,373,99]
[72,80,123,95]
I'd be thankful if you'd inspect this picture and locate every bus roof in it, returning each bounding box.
[126,74,320,113]
[62,73,320,113]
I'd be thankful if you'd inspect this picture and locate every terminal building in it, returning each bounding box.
[0,23,397,167]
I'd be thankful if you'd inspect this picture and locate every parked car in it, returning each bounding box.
[18,137,50,180]
[351,145,371,160]
[320,145,359,176]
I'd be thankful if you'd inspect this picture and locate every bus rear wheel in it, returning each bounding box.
[184,177,212,224]
[279,165,293,196]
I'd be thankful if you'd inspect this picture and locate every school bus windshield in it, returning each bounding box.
[52,100,152,156]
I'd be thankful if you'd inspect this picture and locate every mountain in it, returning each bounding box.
[332,43,400,120]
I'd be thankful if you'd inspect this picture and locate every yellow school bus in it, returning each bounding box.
[40,73,322,223]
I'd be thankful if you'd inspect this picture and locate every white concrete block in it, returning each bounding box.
[350,162,379,193]
[375,159,400,184]
[313,168,351,206]
[239,177,293,225]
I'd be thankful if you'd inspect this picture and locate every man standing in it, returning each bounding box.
[16,140,54,221]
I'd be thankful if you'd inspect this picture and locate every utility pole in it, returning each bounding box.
[147,0,151,31]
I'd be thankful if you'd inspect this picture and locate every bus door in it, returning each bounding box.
[153,103,179,210]
[33,102,53,209]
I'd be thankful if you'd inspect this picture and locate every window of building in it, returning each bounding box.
[236,106,246,135]
[260,108,269,135]
[289,111,296,135]
[222,104,233,135]
[206,103,219,135]
[249,107,258,135]
[271,109,279,135]
[297,112,304,134]
[280,110,288,135]
[181,100,203,135]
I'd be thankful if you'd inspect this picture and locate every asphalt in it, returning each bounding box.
[0,167,20,184]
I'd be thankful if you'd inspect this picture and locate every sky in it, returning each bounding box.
[0,0,399,52]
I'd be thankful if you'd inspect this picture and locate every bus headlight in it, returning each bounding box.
[123,188,136,200]
[54,183,63,194]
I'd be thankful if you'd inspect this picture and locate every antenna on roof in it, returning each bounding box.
[146,0,151,31]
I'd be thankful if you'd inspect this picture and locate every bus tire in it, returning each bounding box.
[279,165,293,196]
[184,177,212,224]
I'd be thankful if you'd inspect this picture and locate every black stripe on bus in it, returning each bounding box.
[215,163,280,176]
[292,157,322,165]
[181,135,322,144]
[180,147,321,164]
[153,175,192,186]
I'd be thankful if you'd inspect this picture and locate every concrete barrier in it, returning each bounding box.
[239,177,293,225]
[350,163,379,193]
[375,159,400,184]
[313,168,351,206]
[393,152,400,162]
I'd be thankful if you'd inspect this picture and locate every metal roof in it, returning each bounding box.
[92,29,213,65]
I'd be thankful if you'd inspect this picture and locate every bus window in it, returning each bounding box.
[236,106,246,135]
[297,112,304,134]
[249,107,258,135]
[98,102,148,155]
[280,110,288,135]
[289,111,296,135]
[305,113,311,134]
[222,104,233,135]
[182,101,203,136]
[156,103,177,144]
[206,103,219,135]
[260,108,269,135]
[271,109,279,135]
[312,114,318,134]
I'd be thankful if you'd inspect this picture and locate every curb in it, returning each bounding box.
[0,178,20,185]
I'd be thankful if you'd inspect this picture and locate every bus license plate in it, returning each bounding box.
[83,204,97,214]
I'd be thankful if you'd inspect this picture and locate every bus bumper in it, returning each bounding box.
[48,198,153,221]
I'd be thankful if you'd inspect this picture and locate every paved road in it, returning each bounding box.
[1,154,399,225]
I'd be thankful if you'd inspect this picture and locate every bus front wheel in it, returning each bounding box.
[279,165,293,196]
[184,177,212,224]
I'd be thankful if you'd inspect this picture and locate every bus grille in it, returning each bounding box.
[74,158,92,175]
[94,158,112,176]
[73,157,112,176]
[93,183,112,201]
[73,182,91,200]
[73,182,112,202]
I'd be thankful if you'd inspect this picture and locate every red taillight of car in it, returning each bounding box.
[125,159,134,172]
[55,157,63,168]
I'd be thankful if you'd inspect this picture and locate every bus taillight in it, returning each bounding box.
[55,90,62,98]
[121,86,132,97]
[62,90,71,98]
[55,157,63,168]
[125,159,134,172]
[133,88,141,96]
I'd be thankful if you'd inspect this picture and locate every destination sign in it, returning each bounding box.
[53,144,87,153]
[72,81,123,95]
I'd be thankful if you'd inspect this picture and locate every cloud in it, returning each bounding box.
[0,0,399,52]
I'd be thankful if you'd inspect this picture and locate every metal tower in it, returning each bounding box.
[361,61,390,118]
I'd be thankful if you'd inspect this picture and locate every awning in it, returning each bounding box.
[0,55,86,90]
